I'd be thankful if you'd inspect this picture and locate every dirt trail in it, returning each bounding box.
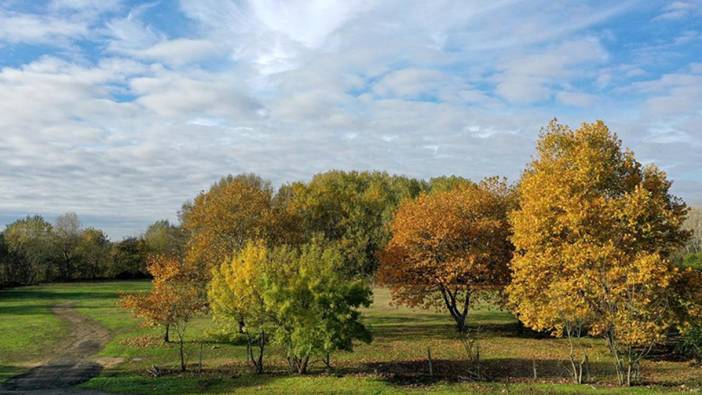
[0,304,115,394]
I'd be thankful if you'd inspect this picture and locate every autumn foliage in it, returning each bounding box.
[120,255,205,371]
[181,174,276,279]
[507,120,691,385]
[379,178,514,332]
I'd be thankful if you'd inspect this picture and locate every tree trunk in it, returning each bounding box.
[323,352,332,371]
[298,355,310,374]
[178,333,186,372]
[164,324,170,343]
[439,286,470,333]
[246,330,265,374]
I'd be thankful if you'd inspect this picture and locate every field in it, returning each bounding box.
[1,281,700,394]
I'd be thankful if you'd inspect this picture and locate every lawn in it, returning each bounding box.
[1,281,700,394]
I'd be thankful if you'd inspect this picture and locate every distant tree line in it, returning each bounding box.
[0,214,185,288]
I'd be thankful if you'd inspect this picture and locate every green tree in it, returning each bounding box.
[53,212,81,280]
[281,171,424,277]
[143,219,186,258]
[75,228,112,279]
[3,216,56,284]
[110,237,147,278]
[264,241,373,373]
[208,240,373,374]
[0,233,11,287]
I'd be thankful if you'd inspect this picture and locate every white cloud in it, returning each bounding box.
[0,11,89,45]
[496,38,607,103]
[0,0,700,237]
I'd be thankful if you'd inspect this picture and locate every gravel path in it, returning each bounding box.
[0,304,114,394]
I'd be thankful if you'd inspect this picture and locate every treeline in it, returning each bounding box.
[121,171,488,372]
[0,214,184,288]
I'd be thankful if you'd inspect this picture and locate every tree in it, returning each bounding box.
[378,178,514,332]
[208,240,373,374]
[264,241,373,373]
[110,237,147,279]
[428,175,474,193]
[53,212,81,280]
[683,207,702,254]
[182,174,275,280]
[281,171,424,277]
[143,220,186,259]
[3,216,56,284]
[74,228,111,279]
[208,242,271,373]
[507,120,691,386]
[120,256,205,371]
[0,233,11,287]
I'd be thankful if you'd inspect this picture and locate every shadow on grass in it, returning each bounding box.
[369,319,549,341]
[1,361,104,391]
[83,366,284,395]
[357,358,613,385]
[0,290,120,302]
[0,304,118,315]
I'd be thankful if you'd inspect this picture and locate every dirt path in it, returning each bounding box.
[0,304,115,394]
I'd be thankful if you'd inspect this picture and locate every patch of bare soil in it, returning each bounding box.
[0,304,120,394]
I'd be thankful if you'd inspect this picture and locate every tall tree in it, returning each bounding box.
[53,212,81,280]
[507,120,691,386]
[182,174,275,280]
[281,171,424,277]
[379,178,515,332]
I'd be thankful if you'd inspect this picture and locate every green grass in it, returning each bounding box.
[1,282,701,394]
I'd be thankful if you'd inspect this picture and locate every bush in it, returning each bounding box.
[677,325,702,363]
[683,253,702,270]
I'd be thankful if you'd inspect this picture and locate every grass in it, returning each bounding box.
[1,282,701,394]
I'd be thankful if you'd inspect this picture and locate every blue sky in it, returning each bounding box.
[0,0,700,239]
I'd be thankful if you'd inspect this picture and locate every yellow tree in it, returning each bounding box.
[208,242,271,373]
[508,120,690,386]
[181,174,275,280]
[120,255,205,371]
[379,178,514,332]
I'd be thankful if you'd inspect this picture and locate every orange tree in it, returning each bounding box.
[507,120,692,386]
[378,178,514,332]
[120,255,205,371]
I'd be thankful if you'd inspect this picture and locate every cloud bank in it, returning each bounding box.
[0,0,700,238]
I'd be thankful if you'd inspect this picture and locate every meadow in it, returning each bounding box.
[1,281,700,394]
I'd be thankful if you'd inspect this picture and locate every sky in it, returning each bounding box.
[0,0,701,239]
